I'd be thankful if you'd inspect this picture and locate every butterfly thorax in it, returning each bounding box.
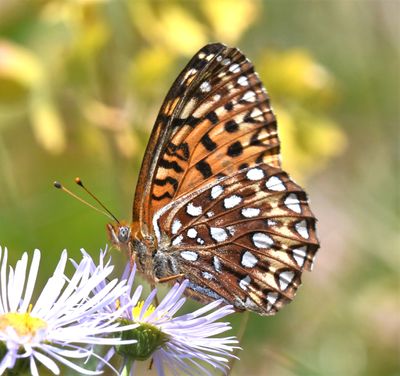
[108,221,179,282]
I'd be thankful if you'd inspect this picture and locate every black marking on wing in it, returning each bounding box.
[151,191,173,201]
[206,111,219,124]
[165,142,190,162]
[195,160,212,178]
[154,177,179,190]
[159,158,184,173]
[227,141,243,157]
[201,133,217,151]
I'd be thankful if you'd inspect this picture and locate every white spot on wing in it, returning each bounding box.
[171,219,182,235]
[210,227,228,242]
[267,292,278,305]
[246,168,264,181]
[180,251,198,261]
[200,81,211,93]
[224,195,242,209]
[184,68,197,79]
[250,107,263,119]
[279,271,295,290]
[237,75,248,86]
[293,247,307,267]
[241,251,258,268]
[284,193,302,213]
[196,237,205,245]
[222,58,231,65]
[211,185,224,199]
[227,226,235,236]
[186,202,202,217]
[252,232,274,249]
[241,207,260,218]
[213,256,222,272]
[187,228,197,238]
[239,275,251,290]
[229,63,240,73]
[172,235,183,246]
[206,211,214,218]
[213,94,221,101]
[198,52,206,59]
[295,220,309,239]
[265,176,285,191]
[242,91,256,102]
[205,53,214,61]
[202,271,213,280]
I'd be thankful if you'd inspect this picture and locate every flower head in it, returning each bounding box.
[133,281,239,376]
[101,261,239,376]
[0,246,137,376]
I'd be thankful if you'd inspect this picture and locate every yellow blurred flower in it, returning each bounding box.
[254,48,345,179]
[201,0,259,44]
[0,40,43,90]
[0,40,66,154]
[259,49,337,106]
[130,47,175,97]
[278,106,347,180]
[30,95,66,155]
[129,2,207,56]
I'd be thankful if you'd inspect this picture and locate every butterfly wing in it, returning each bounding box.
[133,43,280,232]
[132,43,319,315]
[152,164,318,315]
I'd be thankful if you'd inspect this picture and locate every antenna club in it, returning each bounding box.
[54,181,62,189]
[75,177,83,186]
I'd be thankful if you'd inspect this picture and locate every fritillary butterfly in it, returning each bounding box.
[107,43,320,316]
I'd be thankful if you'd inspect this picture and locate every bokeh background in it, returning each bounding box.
[0,1,398,375]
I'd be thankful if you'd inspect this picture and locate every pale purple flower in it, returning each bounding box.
[0,246,137,376]
[132,281,239,376]
[96,258,239,376]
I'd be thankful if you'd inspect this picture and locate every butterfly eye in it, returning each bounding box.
[118,226,130,243]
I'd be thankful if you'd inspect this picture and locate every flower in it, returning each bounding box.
[94,257,239,376]
[129,281,239,376]
[0,246,137,376]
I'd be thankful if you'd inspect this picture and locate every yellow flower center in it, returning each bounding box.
[0,310,47,338]
[132,301,156,321]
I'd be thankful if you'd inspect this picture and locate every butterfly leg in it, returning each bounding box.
[128,242,136,269]
[148,358,154,370]
[155,273,185,283]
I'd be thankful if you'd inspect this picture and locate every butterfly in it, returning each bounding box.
[107,43,320,316]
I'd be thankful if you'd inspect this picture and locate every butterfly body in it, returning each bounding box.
[108,43,320,316]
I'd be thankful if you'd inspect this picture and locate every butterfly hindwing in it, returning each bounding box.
[153,164,318,315]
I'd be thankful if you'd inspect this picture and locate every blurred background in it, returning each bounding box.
[0,0,398,375]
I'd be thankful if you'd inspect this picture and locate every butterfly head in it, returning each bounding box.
[107,222,131,250]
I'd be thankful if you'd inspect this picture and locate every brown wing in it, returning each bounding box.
[132,43,280,236]
[152,164,319,315]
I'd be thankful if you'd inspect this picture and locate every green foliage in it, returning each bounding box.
[0,1,397,375]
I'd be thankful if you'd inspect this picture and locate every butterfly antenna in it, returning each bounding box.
[75,177,120,224]
[53,181,118,222]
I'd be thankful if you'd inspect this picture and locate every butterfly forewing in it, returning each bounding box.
[133,43,280,230]
[130,43,320,315]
